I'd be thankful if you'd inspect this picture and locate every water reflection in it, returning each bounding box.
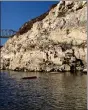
[0,70,87,110]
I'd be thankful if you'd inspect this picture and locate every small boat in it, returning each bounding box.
[22,76,37,79]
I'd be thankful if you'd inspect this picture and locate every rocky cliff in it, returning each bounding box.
[1,1,87,72]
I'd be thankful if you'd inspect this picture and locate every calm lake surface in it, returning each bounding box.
[0,70,87,110]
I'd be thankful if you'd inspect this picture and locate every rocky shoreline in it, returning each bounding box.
[1,47,87,73]
[1,1,87,73]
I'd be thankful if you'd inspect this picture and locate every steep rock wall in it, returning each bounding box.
[1,1,87,72]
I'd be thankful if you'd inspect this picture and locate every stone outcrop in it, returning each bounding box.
[1,1,87,72]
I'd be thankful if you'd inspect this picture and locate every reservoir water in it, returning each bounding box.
[0,70,87,110]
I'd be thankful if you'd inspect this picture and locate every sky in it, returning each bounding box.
[1,1,58,45]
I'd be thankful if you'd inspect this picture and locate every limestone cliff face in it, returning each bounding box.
[1,1,87,72]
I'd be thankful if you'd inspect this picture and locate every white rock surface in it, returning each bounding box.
[1,1,87,72]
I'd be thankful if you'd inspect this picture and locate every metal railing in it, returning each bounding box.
[0,29,16,38]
